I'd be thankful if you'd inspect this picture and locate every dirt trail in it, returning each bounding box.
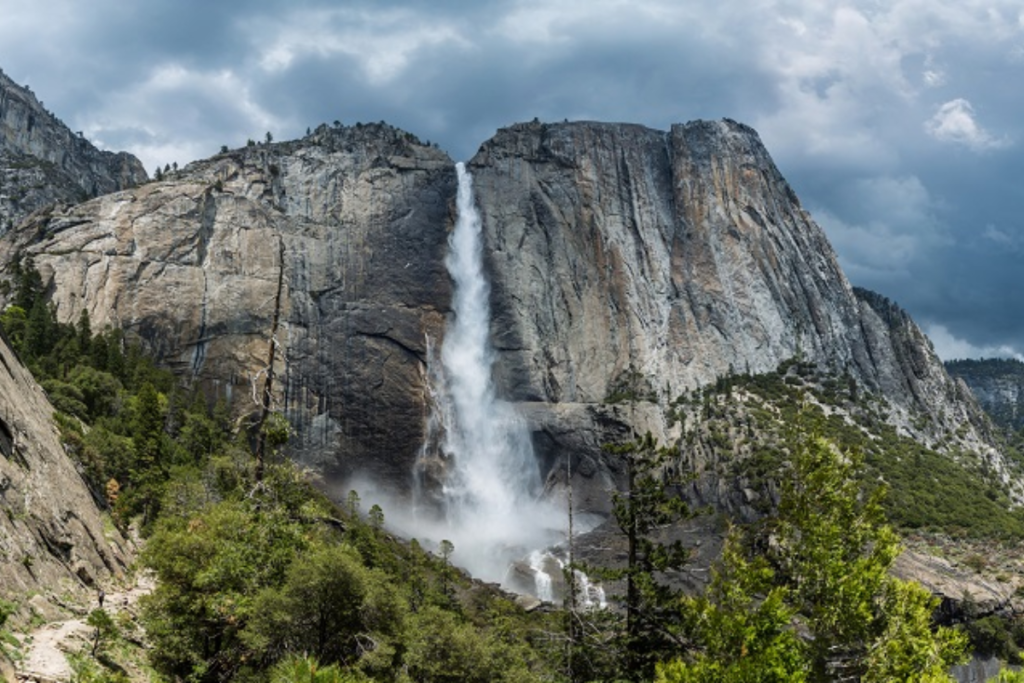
[16,572,154,683]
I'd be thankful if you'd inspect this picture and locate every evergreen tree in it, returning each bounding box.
[77,307,92,356]
[12,257,43,311]
[657,530,805,683]
[602,432,693,681]
[24,297,57,359]
[0,305,27,353]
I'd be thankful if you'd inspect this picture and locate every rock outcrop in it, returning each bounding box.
[0,327,130,603]
[0,118,1005,513]
[0,68,147,233]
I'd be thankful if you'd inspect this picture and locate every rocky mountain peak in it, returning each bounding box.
[0,68,147,232]
[0,119,456,491]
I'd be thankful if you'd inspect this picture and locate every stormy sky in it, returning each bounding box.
[1,0,1022,360]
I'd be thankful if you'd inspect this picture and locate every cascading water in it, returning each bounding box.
[528,550,554,603]
[576,569,607,609]
[413,162,566,585]
[439,163,540,523]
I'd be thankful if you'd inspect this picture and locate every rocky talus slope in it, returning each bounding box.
[0,119,1007,515]
[0,68,147,233]
[0,328,130,613]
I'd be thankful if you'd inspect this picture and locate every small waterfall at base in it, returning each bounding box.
[576,569,607,609]
[529,550,554,603]
[413,162,566,587]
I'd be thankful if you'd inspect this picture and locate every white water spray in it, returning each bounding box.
[576,569,607,610]
[413,162,566,585]
[440,163,540,521]
[529,550,555,602]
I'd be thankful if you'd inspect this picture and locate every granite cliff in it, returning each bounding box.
[0,326,130,609]
[0,68,147,233]
[468,120,1003,508]
[0,123,455,491]
[0,117,1007,515]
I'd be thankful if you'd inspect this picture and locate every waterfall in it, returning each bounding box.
[439,163,541,522]
[529,550,554,602]
[575,569,607,610]
[414,162,564,585]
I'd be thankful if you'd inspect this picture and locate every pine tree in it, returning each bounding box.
[13,257,43,311]
[603,431,693,681]
[77,307,92,357]
[657,529,805,683]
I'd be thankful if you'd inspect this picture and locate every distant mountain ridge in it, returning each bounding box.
[0,68,147,232]
[947,358,1024,432]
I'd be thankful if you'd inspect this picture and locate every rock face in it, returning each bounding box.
[946,358,1024,432]
[471,121,958,410]
[0,328,130,601]
[0,68,147,232]
[0,118,1003,513]
[468,120,998,506]
[0,123,455,489]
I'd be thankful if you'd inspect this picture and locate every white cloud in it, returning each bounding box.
[750,1,1024,169]
[982,223,1020,249]
[79,63,282,171]
[925,98,1009,150]
[924,323,1023,361]
[811,175,948,281]
[922,69,945,87]
[495,0,710,45]
[247,8,469,85]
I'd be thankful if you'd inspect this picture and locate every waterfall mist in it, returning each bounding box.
[408,162,567,585]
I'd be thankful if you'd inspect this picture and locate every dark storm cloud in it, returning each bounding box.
[1,0,1023,358]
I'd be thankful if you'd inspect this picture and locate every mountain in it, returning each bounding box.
[0,68,147,233]
[0,116,1011,519]
[947,358,1024,433]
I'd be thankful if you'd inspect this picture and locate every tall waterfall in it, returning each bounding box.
[440,162,541,522]
[415,162,564,585]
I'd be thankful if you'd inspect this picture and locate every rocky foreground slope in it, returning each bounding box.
[0,68,147,233]
[0,327,130,607]
[0,116,1009,515]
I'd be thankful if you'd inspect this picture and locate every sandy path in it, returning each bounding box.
[16,572,154,682]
